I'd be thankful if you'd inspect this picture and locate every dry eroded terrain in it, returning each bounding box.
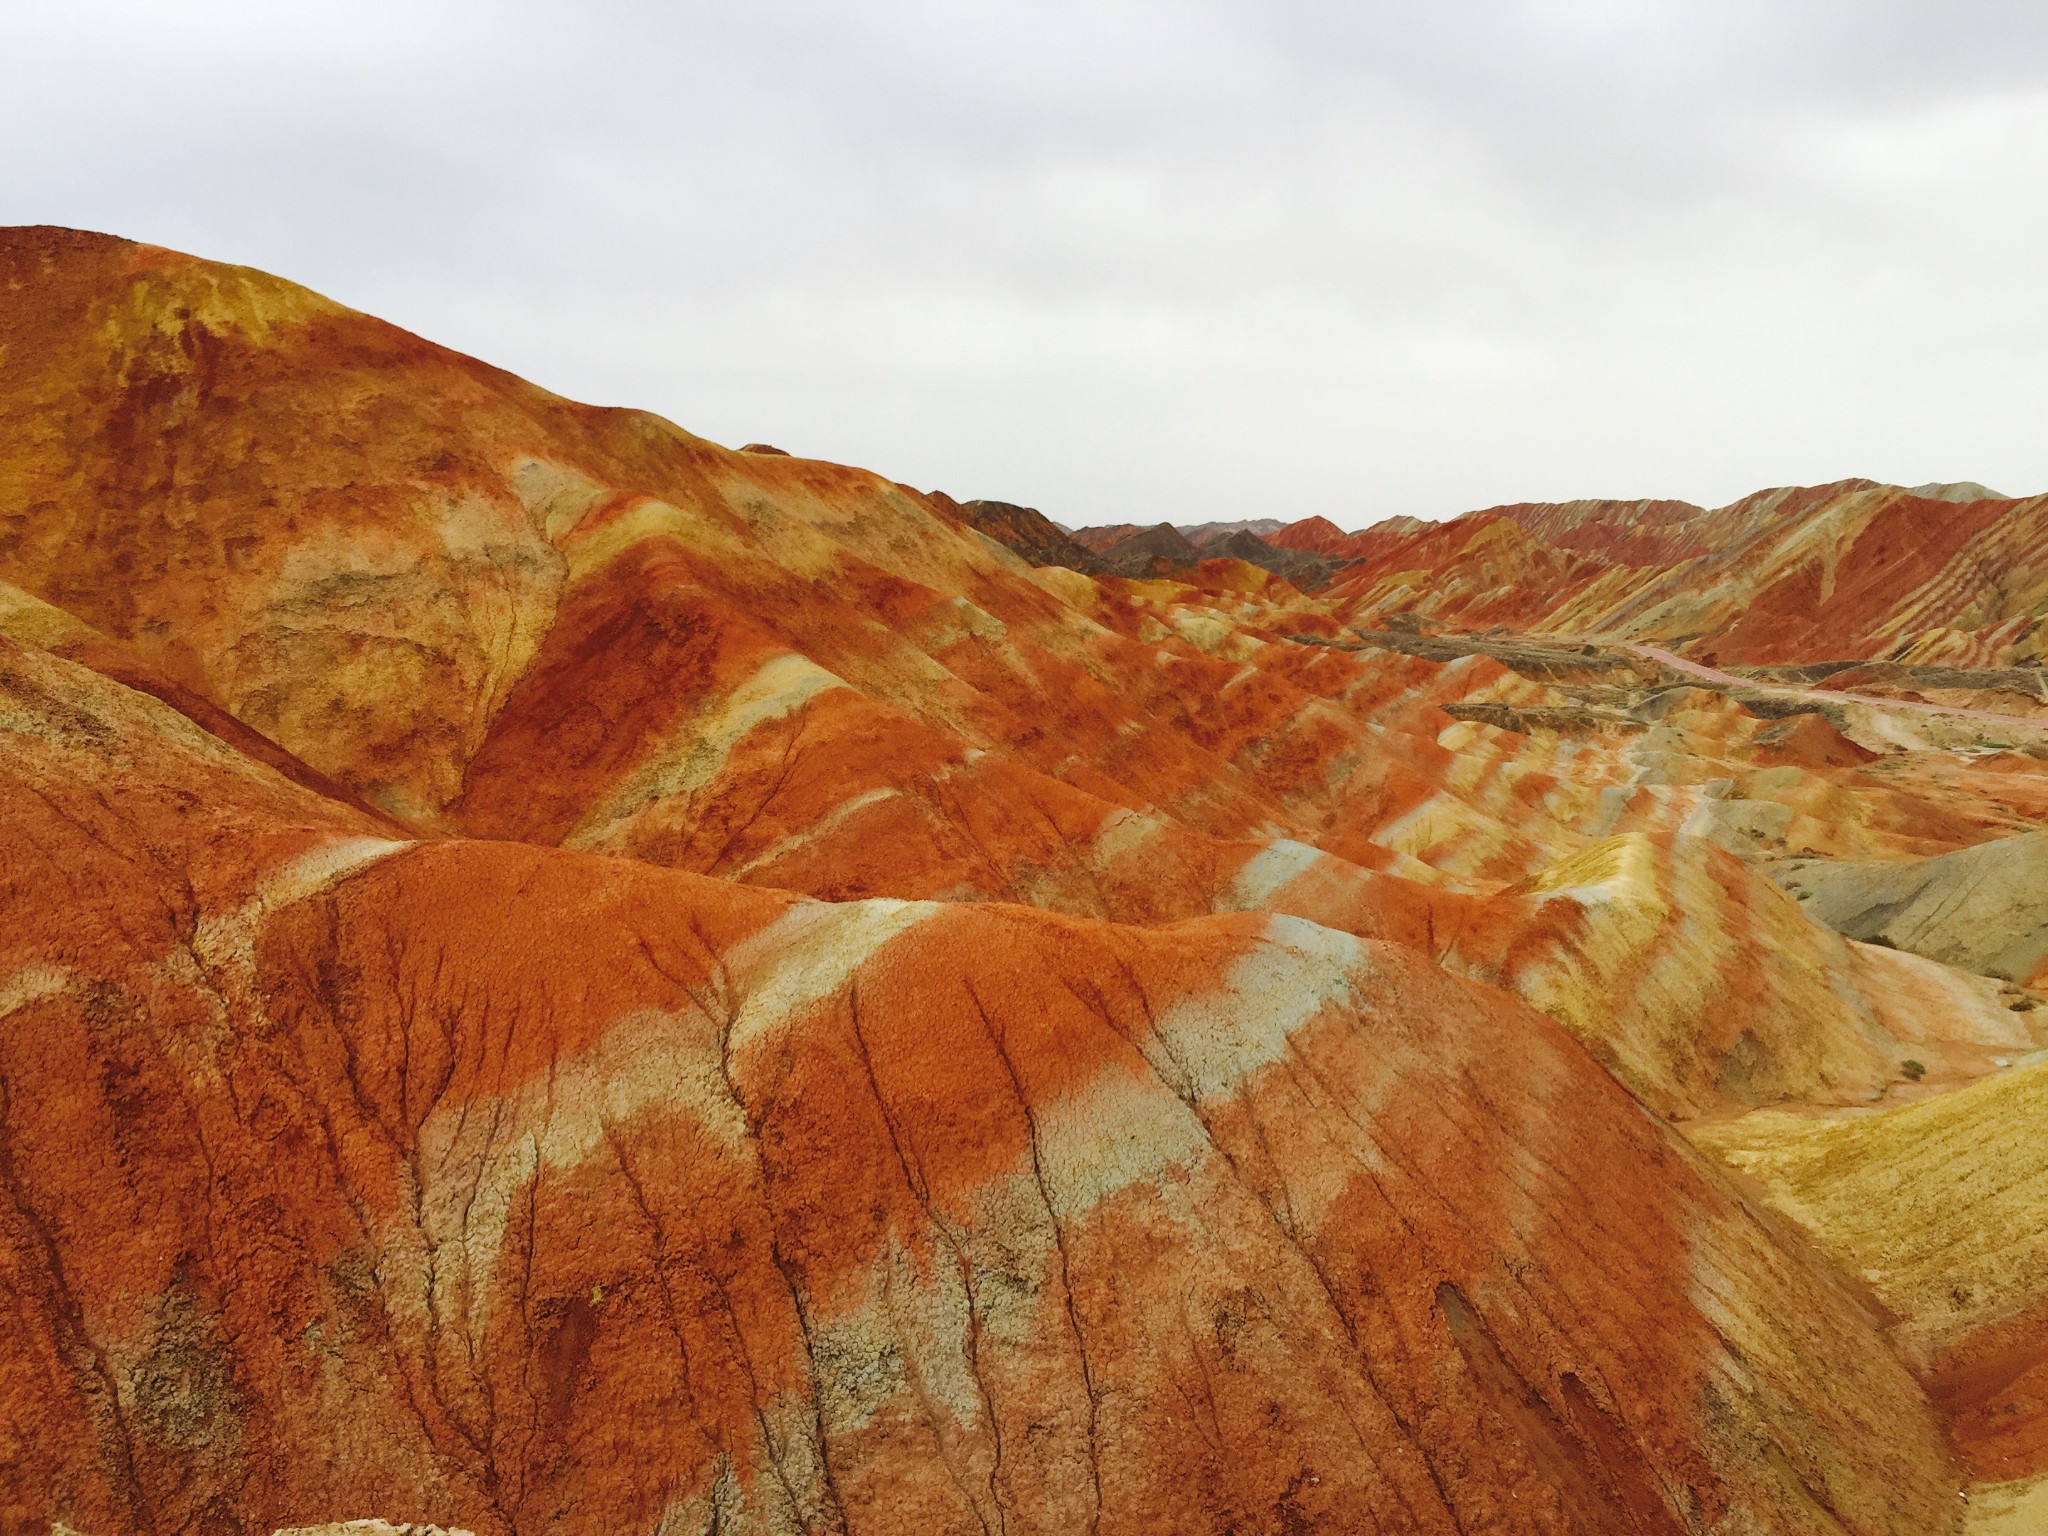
[2,227,2046,1535]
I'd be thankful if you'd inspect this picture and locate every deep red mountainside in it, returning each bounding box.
[1269,514,1353,553]
[1271,514,1431,559]
[1306,485,2048,668]
[4,227,2047,1535]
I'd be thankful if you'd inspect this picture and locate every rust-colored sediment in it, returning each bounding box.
[4,225,2044,1533]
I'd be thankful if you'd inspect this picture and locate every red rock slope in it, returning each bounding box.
[1319,484,2048,667]
[1,635,1954,1534]
[5,225,2044,1533]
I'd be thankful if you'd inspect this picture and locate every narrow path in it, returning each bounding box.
[1624,643,2048,729]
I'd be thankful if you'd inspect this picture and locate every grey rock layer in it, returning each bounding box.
[1770,830,2048,985]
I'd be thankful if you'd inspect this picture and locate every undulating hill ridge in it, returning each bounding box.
[2,636,1961,1534]
[1267,484,2048,667]
[1698,1058,2048,1485]
[1768,830,2048,989]
[3,226,2046,1534]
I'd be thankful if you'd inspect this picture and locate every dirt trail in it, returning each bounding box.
[1626,643,2048,730]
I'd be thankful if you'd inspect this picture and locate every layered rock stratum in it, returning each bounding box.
[2,226,2046,1535]
[1258,485,2048,669]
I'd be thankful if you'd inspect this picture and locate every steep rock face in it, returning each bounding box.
[935,496,1102,574]
[1064,523,1144,554]
[0,229,1157,835]
[1092,523,1204,578]
[1318,481,2048,667]
[1203,530,1338,591]
[0,226,582,818]
[1180,518,1285,545]
[1661,486,2040,668]
[1331,515,1607,632]
[1491,497,1754,567]
[0,576,402,829]
[0,233,1475,927]
[1769,831,2048,989]
[1267,515,1353,555]
[0,641,1957,1534]
[1270,515,1430,560]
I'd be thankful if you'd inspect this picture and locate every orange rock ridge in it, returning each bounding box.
[3,226,2046,1534]
[1314,484,2048,668]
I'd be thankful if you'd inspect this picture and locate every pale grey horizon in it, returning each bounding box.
[8,0,2048,529]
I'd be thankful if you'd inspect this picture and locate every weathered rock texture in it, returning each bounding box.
[4,226,2047,1534]
[933,497,1103,575]
[1769,831,2048,989]
[1700,1057,2048,1485]
[1289,487,2048,668]
[0,638,1964,1534]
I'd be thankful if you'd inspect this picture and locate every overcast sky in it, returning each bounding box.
[9,1,2048,526]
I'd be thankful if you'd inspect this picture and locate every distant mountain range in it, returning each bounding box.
[952,482,2046,668]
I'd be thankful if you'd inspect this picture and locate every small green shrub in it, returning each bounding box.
[1902,1059,1926,1081]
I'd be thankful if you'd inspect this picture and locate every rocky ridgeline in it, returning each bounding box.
[2,226,2045,1534]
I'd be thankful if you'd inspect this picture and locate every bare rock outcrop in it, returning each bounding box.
[8,224,2048,1532]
